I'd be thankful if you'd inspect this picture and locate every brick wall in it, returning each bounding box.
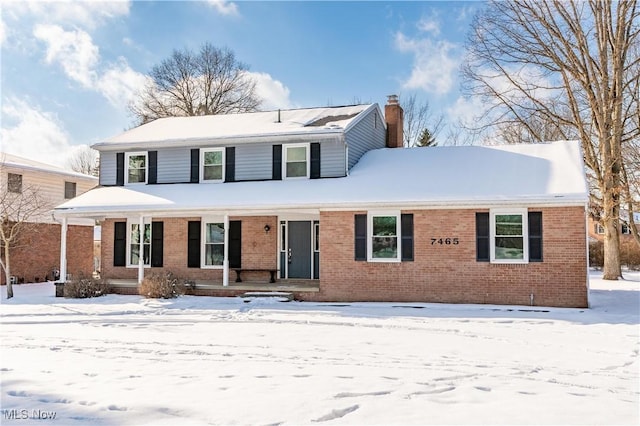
[1,223,94,284]
[101,216,278,282]
[313,207,588,308]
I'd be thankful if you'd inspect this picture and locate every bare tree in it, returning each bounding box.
[130,43,262,125]
[462,0,640,279]
[401,94,444,147]
[0,180,50,299]
[67,146,99,177]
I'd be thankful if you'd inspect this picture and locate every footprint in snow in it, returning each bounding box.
[474,386,491,392]
[7,390,30,397]
[1,368,13,372]
[334,390,391,398]
[312,405,359,422]
[107,405,127,411]
[406,387,456,398]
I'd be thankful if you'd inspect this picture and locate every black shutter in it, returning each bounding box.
[116,153,125,186]
[401,214,414,261]
[528,212,543,262]
[113,221,127,266]
[476,212,490,262]
[225,147,235,182]
[272,144,282,180]
[187,221,201,268]
[148,151,157,184]
[355,214,367,261]
[229,220,242,268]
[310,142,321,179]
[151,221,163,267]
[190,148,200,183]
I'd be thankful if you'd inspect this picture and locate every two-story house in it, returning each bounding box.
[55,96,590,307]
[1,153,97,284]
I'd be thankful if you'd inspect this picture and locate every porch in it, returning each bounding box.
[106,278,320,294]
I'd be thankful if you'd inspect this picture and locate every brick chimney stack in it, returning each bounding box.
[385,94,404,148]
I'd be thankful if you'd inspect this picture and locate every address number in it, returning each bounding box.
[431,238,459,245]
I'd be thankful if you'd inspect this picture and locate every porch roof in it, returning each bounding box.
[55,140,588,218]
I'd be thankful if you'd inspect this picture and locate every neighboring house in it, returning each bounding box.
[588,212,640,241]
[1,153,97,284]
[55,96,590,307]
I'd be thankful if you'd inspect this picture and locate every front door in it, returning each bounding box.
[287,221,312,279]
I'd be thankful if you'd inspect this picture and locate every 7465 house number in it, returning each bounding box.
[431,238,459,245]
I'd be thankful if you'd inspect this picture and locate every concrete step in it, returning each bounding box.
[241,291,294,302]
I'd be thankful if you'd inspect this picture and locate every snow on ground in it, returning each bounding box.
[1,272,638,425]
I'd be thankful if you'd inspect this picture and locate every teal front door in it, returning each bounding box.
[287,221,312,279]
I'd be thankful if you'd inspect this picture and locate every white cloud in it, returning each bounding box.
[33,25,146,110]
[395,32,459,95]
[417,17,440,36]
[0,16,6,47]
[246,72,293,110]
[3,0,130,30]
[34,24,99,88]
[207,0,239,16]
[0,98,83,169]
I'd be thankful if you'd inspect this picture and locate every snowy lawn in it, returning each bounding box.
[1,272,638,425]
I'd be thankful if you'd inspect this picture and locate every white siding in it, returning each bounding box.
[100,152,117,186]
[157,148,190,183]
[320,139,346,178]
[236,144,273,181]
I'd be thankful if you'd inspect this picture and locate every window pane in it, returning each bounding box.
[495,237,524,260]
[129,155,146,169]
[373,216,397,236]
[143,244,151,265]
[205,244,224,266]
[372,236,398,258]
[287,147,306,162]
[495,215,522,236]
[204,165,222,180]
[143,224,151,244]
[286,162,307,177]
[8,173,22,193]
[128,168,146,183]
[131,224,140,244]
[206,223,224,243]
[204,151,222,166]
[130,245,139,265]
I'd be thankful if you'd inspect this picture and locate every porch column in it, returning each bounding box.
[223,213,229,287]
[138,215,145,285]
[59,216,68,283]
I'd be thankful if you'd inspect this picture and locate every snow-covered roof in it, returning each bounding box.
[55,140,588,217]
[93,104,377,150]
[1,152,98,181]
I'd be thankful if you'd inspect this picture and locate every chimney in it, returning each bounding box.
[385,94,404,148]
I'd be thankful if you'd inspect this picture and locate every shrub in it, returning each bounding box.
[620,239,640,270]
[589,239,604,268]
[139,271,185,299]
[64,275,111,298]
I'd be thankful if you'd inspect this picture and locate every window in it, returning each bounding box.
[490,209,528,263]
[126,152,147,184]
[621,223,631,234]
[203,221,225,267]
[64,181,76,199]
[368,213,401,262]
[284,144,309,179]
[8,173,22,193]
[595,223,605,234]
[129,222,151,266]
[201,148,225,182]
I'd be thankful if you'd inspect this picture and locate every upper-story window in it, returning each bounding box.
[284,143,309,179]
[126,152,147,184]
[201,148,225,183]
[595,223,605,234]
[64,181,77,199]
[8,173,22,193]
[621,223,631,235]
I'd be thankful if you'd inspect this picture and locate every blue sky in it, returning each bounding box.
[1,1,481,168]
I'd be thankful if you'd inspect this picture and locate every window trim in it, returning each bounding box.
[125,152,148,185]
[201,217,226,269]
[283,143,310,180]
[200,147,226,183]
[490,208,529,264]
[367,211,401,263]
[126,218,152,268]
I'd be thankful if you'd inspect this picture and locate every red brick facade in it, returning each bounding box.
[1,223,94,284]
[101,206,588,308]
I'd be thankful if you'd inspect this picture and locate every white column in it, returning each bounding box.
[138,215,145,285]
[223,213,229,287]
[59,216,68,283]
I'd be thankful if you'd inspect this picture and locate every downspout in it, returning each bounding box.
[223,213,229,287]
